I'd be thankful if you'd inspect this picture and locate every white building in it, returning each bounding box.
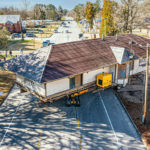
[2,34,150,101]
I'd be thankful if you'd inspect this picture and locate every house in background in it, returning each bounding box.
[1,34,150,101]
[0,15,22,33]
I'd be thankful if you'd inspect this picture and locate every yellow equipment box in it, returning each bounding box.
[97,73,112,88]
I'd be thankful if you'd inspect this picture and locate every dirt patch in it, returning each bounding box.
[117,73,150,148]
[0,71,16,104]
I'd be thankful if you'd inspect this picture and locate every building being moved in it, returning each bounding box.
[0,15,22,33]
[1,34,150,101]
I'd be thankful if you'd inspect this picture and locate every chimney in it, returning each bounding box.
[115,34,118,41]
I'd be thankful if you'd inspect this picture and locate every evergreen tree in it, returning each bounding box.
[99,0,118,37]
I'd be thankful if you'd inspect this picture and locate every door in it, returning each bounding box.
[118,64,126,79]
[75,74,82,88]
[70,77,75,89]
[70,74,83,89]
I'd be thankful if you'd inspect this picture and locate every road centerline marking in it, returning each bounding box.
[98,92,121,149]
[38,129,43,150]
[75,107,82,150]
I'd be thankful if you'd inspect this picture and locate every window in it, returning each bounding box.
[70,74,83,89]
[98,79,102,85]
[139,58,146,66]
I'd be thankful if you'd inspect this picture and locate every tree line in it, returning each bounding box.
[69,0,150,37]
[0,2,68,21]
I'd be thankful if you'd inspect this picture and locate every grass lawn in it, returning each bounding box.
[0,55,16,60]
[8,39,42,52]
[0,71,16,104]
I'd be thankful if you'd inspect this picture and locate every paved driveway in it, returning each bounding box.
[0,85,146,150]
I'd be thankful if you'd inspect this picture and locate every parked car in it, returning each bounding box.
[26,33,36,37]
[79,33,83,38]
[22,29,26,33]
[65,30,69,33]
[54,29,58,33]
[38,30,44,34]
[12,33,21,38]
[41,25,46,28]
[42,40,50,47]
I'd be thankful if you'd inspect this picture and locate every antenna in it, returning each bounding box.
[129,39,135,55]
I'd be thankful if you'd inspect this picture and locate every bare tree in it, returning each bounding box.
[22,0,30,11]
[118,0,140,33]
[21,0,30,19]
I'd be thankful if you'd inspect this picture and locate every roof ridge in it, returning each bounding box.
[39,45,52,83]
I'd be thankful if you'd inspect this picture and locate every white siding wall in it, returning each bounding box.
[16,75,24,85]
[118,79,128,86]
[83,65,116,84]
[46,78,69,97]
[130,59,146,75]
[16,75,45,96]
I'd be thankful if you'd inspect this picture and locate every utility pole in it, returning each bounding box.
[143,43,150,124]
[105,17,107,37]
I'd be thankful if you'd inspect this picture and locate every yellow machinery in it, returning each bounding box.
[96,73,112,88]
[66,73,112,107]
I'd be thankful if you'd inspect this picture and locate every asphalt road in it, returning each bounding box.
[0,85,146,150]
[49,20,81,44]
[26,20,81,43]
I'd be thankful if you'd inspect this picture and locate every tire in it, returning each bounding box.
[66,97,71,107]
[76,96,80,107]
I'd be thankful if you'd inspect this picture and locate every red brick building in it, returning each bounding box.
[0,15,22,33]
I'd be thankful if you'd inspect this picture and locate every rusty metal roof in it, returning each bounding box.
[41,34,150,82]
[2,34,150,83]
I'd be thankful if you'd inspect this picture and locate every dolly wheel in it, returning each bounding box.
[76,96,80,107]
[66,96,71,106]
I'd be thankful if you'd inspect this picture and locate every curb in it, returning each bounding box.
[112,89,149,150]
[0,83,16,107]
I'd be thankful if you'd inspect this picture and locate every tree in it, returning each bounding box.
[58,6,63,18]
[0,28,9,49]
[21,0,30,19]
[94,0,101,14]
[63,9,68,16]
[99,0,118,37]
[46,4,59,20]
[33,4,43,19]
[40,9,46,20]
[74,4,85,22]
[85,2,95,30]
[118,0,140,33]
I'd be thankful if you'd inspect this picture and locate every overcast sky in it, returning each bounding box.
[0,0,120,10]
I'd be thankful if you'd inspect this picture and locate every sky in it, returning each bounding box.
[0,0,100,10]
